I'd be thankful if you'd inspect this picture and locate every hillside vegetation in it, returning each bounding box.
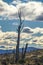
[0,49,43,65]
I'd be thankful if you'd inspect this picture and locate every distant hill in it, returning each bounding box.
[0,47,41,54]
[19,47,40,52]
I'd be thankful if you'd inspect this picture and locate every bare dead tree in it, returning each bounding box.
[15,8,28,64]
[15,8,23,63]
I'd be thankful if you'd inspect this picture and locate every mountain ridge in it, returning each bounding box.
[0,47,42,54]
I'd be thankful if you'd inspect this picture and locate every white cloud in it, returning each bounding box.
[0,0,17,20]
[22,27,43,34]
[0,26,2,33]
[12,0,22,5]
[31,27,43,33]
[12,1,43,21]
[0,26,2,29]
[0,27,43,49]
[0,0,43,21]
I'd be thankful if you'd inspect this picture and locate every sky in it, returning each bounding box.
[0,0,43,50]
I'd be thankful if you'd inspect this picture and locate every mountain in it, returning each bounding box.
[19,47,39,52]
[0,50,15,54]
[0,47,40,54]
[26,47,40,52]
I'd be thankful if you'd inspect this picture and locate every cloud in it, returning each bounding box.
[0,0,17,20]
[12,0,22,5]
[12,1,43,21]
[0,26,2,32]
[22,27,33,33]
[36,13,43,21]
[32,27,43,34]
[0,31,17,49]
[0,27,43,49]
[22,27,43,34]
[0,0,43,21]
[0,26,2,29]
